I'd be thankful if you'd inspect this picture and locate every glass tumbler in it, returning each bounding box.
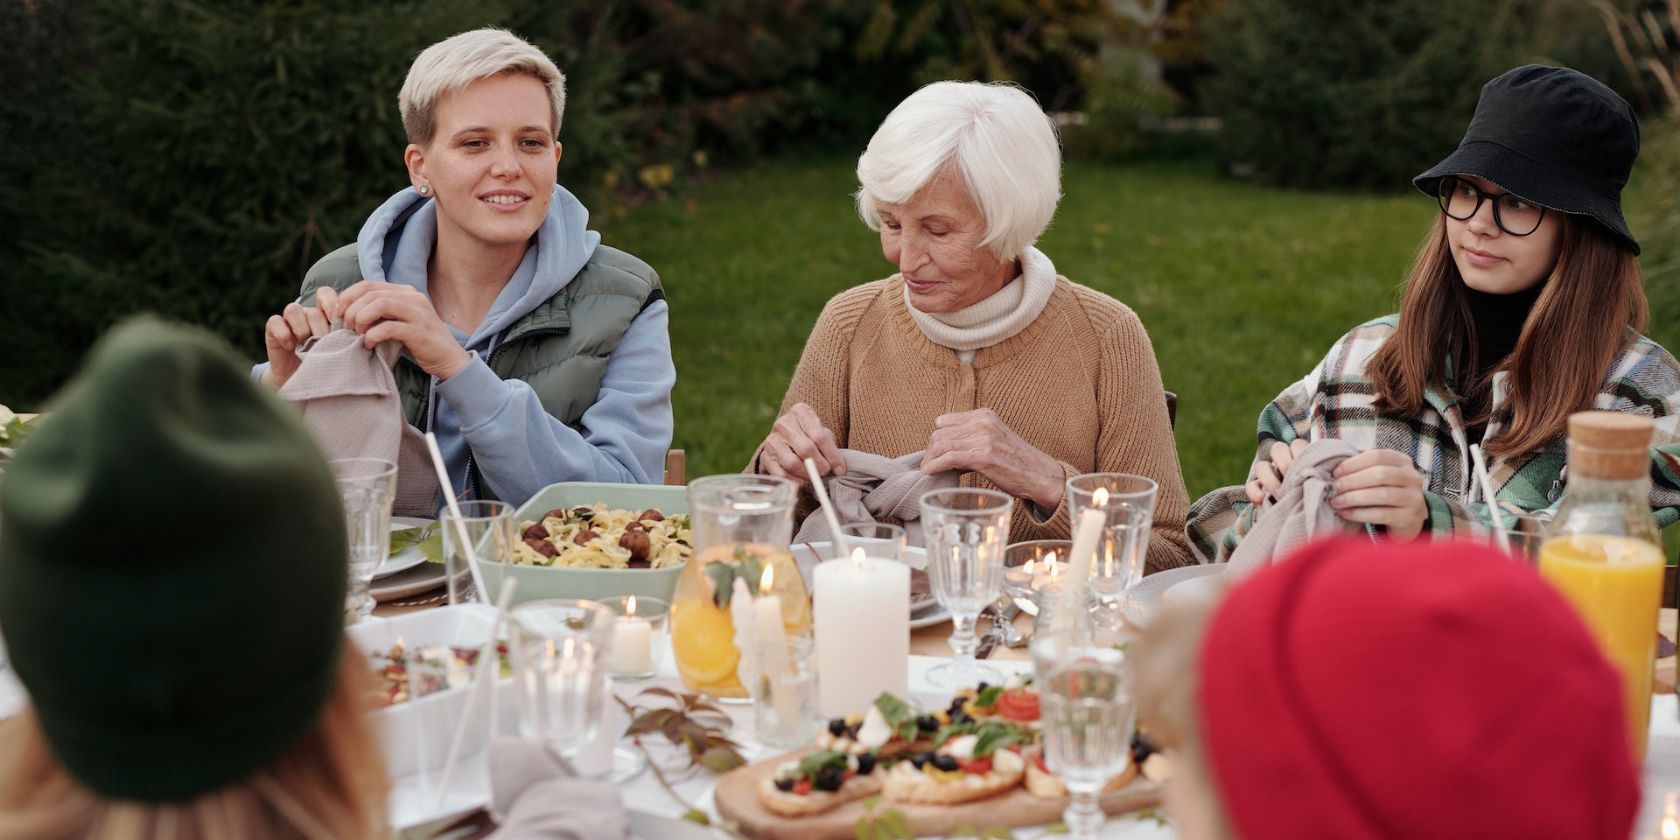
[330,458,397,623]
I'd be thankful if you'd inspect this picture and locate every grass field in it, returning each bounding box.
[600,155,1676,501]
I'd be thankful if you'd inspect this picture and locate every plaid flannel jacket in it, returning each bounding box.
[1187,316,1680,562]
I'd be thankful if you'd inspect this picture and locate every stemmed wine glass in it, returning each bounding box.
[920,488,1012,689]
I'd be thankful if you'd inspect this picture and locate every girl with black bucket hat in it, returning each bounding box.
[1188,64,1680,560]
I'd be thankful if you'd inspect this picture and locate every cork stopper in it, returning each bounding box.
[1566,411,1652,479]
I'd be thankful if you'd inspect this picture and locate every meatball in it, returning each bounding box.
[619,530,652,564]
[525,538,558,558]
[521,523,549,541]
[573,529,599,546]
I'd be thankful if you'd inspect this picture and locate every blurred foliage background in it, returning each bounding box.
[1,0,1676,446]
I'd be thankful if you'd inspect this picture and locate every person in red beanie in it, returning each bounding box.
[1131,538,1639,840]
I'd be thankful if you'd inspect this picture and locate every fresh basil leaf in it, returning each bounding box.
[973,685,1004,708]
[873,692,912,726]
[797,749,848,778]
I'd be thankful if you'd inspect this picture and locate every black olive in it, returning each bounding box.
[948,697,966,713]
[846,722,862,739]
[774,776,795,792]
[813,766,844,792]
[932,754,960,772]
[827,719,847,737]
[1131,732,1157,765]
[856,753,877,775]
[909,753,931,769]
[952,711,972,725]
[916,714,939,732]
[976,682,990,693]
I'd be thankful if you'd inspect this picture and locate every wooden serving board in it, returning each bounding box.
[714,750,1162,840]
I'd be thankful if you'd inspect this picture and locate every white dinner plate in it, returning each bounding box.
[792,541,951,630]
[1127,563,1228,623]
[377,516,434,579]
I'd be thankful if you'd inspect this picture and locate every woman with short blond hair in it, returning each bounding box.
[259,28,674,505]
[755,81,1192,569]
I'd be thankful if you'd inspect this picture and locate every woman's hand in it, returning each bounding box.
[262,287,341,388]
[760,402,846,483]
[1330,448,1427,540]
[337,281,471,380]
[922,408,1063,511]
[1245,439,1309,506]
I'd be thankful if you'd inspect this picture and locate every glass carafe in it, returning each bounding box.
[1537,411,1662,762]
[671,475,811,700]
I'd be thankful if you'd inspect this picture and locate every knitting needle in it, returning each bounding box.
[1469,443,1511,554]
[803,457,853,560]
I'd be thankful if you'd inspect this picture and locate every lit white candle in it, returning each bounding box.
[608,596,653,675]
[814,547,909,717]
[1060,488,1109,619]
[754,565,803,739]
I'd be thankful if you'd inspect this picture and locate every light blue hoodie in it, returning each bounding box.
[260,185,674,504]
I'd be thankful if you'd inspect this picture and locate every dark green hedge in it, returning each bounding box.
[1198,0,1541,191]
[1,0,1150,406]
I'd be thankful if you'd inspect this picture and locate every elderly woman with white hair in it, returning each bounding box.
[258,28,674,504]
[754,81,1192,569]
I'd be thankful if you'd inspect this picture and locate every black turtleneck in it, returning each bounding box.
[1459,281,1545,442]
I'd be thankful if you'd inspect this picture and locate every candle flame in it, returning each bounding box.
[1045,551,1058,566]
[1024,558,1035,575]
[1093,487,1110,506]
[851,547,867,567]
[761,563,776,593]
[1664,793,1679,840]
[626,595,638,617]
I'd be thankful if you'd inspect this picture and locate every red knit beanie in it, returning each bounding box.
[1197,538,1639,840]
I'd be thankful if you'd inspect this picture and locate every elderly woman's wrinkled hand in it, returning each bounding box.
[1244,439,1310,506]
[337,281,472,381]
[1329,448,1427,539]
[922,408,1063,511]
[761,402,846,483]
[262,286,342,388]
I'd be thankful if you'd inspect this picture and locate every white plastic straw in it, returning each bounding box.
[803,457,853,560]
[1469,443,1511,553]
[424,432,491,602]
[432,577,518,808]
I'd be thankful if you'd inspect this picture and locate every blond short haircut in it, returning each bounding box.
[399,28,567,146]
[856,81,1062,260]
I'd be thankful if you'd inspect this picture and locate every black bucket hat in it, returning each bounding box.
[1413,64,1641,255]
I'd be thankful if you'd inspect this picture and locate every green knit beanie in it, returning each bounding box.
[0,318,348,801]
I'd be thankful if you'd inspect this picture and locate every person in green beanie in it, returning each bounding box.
[0,318,388,838]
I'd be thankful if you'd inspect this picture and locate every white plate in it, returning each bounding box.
[792,541,951,630]
[378,516,434,579]
[1127,564,1228,623]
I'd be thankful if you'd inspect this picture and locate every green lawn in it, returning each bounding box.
[600,156,1676,501]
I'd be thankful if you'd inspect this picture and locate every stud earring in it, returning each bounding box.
[417,184,432,196]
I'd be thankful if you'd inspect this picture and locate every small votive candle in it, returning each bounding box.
[605,595,668,680]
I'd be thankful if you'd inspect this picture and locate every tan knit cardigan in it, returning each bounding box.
[753,274,1194,573]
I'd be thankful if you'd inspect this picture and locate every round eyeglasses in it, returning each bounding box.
[1435,177,1547,236]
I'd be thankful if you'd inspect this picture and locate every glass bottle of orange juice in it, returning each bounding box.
[671,475,812,701]
[1537,411,1662,763]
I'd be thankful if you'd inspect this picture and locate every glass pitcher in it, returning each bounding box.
[671,475,811,700]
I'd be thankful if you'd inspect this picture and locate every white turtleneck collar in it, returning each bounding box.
[907,246,1057,362]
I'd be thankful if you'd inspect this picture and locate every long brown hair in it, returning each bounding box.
[1368,214,1648,458]
[0,646,389,840]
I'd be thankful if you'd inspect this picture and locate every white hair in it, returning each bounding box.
[856,81,1062,259]
[399,28,566,146]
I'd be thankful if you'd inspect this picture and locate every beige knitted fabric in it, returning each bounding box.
[754,274,1193,573]
[276,329,438,517]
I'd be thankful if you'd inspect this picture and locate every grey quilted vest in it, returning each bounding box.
[296,241,664,499]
